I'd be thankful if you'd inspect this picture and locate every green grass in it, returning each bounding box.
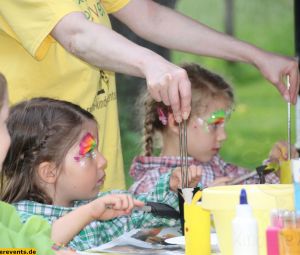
[118,0,295,187]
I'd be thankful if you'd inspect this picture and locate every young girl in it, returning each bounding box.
[0,74,77,254]
[129,63,297,194]
[0,97,201,251]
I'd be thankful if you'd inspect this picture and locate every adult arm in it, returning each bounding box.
[50,12,190,122]
[113,0,299,104]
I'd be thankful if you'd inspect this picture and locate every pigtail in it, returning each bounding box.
[139,91,169,156]
[143,97,156,156]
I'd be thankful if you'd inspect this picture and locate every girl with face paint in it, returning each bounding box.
[0,76,78,254]
[0,97,201,251]
[129,63,298,195]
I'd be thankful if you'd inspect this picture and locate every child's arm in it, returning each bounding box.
[51,194,144,245]
[129,166,201,229]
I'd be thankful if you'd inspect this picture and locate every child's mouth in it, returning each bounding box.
[97,175,105,184]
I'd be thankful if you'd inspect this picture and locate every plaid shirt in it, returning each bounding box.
[13,173,178,251]
[129,155,279,194]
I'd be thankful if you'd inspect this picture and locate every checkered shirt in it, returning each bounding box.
[13,172,178,251]
[129,155,279,194]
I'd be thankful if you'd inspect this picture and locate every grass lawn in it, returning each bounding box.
[119,0,295,187]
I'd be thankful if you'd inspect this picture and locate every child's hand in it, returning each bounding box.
[89,194,144,221]
[268,141,299,162]
[208,176,233,187]
[169,165,202,191]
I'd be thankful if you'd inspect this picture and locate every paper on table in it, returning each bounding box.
[165,233,219,248]
[77,227,184,255]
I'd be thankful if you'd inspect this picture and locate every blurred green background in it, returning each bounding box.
[116,0,295,188]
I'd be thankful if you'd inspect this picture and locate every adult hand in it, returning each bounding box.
[144,60,191,123]
[255,51,299,104]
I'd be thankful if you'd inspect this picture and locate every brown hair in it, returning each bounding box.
[0,97,96,204]
[0,73,7,111]
[140,63,234,156]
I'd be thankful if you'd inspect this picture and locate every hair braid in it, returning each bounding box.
[143,96,156,156]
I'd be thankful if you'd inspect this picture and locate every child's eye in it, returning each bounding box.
[208,123,219,132]
[85,150,96,159]
[208,122,225,132]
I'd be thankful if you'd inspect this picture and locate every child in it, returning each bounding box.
[129,63,298,194]
[0,97,201,251]
[0,74,10,168]
[0,74,77,254]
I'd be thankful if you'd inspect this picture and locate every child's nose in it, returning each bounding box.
[217,126,227,142]
[96,151,107,171]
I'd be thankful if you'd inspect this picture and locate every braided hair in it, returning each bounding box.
[0,97,96,204]
[140,63,234,156]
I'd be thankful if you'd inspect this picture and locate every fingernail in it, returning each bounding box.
[176,116,182,123]
[183,112,189,120]
[284,94,290,102]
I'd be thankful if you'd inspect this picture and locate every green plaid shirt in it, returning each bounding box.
[13,172,179,251]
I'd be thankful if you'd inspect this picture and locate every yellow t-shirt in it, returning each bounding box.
[0,0,130,191]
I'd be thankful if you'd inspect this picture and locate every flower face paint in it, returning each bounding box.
[197,109,231,133]
[74,132,97,166]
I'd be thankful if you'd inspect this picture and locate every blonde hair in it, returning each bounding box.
[0,73,7,111]
[140,63,234,156]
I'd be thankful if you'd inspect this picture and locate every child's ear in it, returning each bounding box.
[168,113,180,135]
[37,162,58,184]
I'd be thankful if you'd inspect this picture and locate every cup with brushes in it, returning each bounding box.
[177,120,211,255]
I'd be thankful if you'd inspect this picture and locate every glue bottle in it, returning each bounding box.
[232,188,258,255]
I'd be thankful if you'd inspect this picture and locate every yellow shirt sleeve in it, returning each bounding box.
[0,0,81,60]
[102,0,131,13]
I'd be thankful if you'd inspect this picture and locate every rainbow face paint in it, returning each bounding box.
[74,132,97,165]
[197,109,231,133]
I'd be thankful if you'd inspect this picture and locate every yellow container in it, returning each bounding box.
[184,202,210,255]
[280,160,292,184]
[201,184,294,255]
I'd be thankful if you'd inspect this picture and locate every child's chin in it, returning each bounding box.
[91,186,102,197]
[197,154,214,162]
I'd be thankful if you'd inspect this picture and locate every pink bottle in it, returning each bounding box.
[266,210,283,255]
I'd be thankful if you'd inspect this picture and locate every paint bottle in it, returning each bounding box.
[232,188,258,255]
[279,211,300,255]
[266,209,283,255]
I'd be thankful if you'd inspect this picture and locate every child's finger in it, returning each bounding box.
[121,194,130,209]
[123,195,134,214]
[111,196,123,210]
[187,165,201,186]
[133,199,145,207]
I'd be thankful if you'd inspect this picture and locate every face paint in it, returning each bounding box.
[74,132,97,165]
[197,109,231,133]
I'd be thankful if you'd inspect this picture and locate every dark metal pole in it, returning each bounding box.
[294,0,300,67]
[294,0,300,152]
[295,0,300,72]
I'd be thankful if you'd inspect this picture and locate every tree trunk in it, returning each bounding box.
[224,0,234,36]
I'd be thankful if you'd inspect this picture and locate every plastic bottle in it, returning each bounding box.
[266,209,283,255]
[232,188,258,255]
